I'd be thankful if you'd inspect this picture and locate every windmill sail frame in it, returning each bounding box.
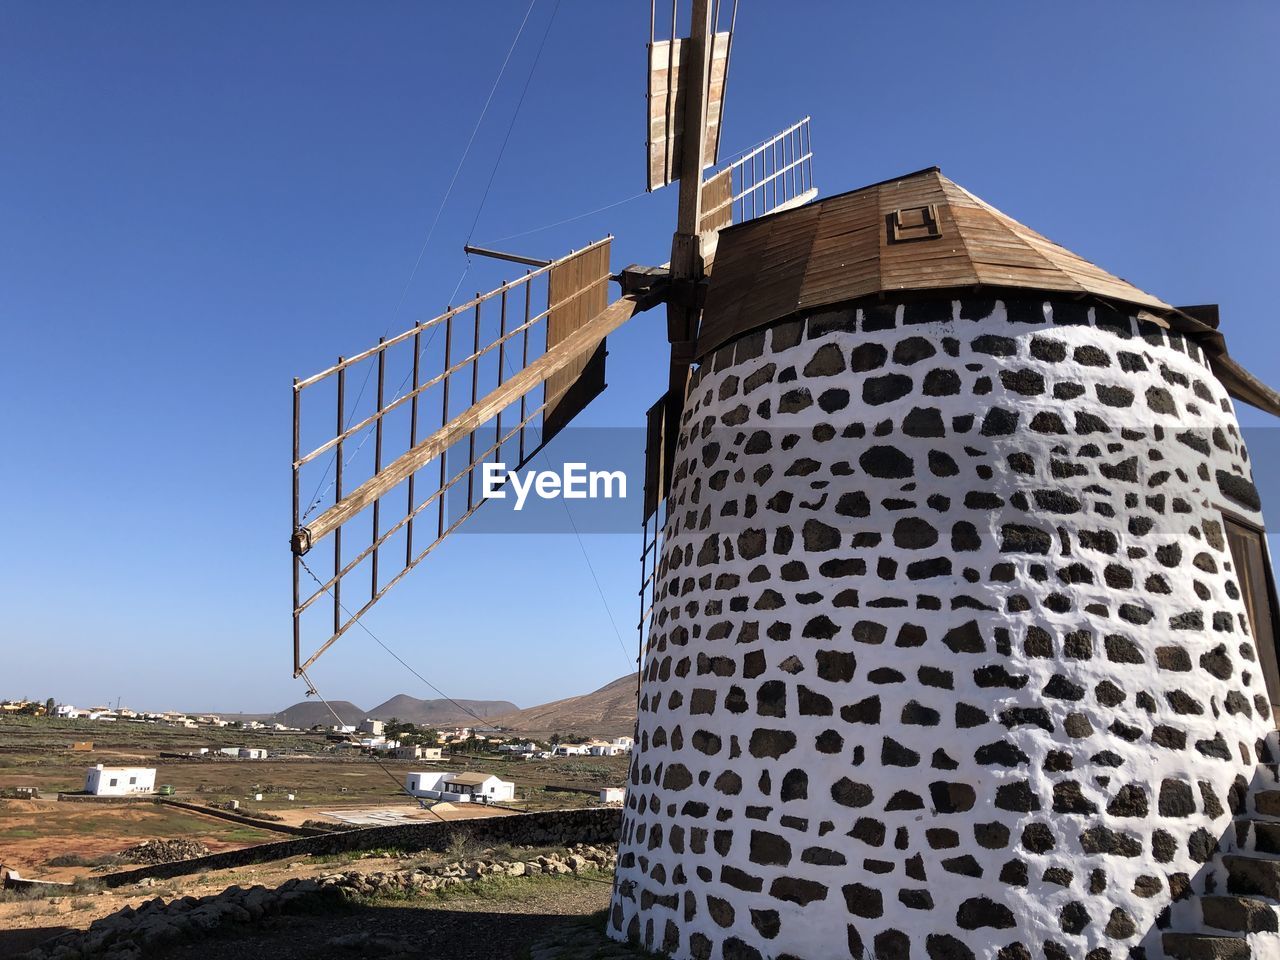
[700,116,816,237]
[291,238,634,675]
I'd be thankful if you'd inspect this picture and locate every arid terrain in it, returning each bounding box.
[0,842,632,959]
[0,716,629,885]
[490,674,639,739]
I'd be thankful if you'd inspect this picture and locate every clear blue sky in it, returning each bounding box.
[4,2,1279,713]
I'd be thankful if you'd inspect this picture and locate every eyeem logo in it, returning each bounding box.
[482,462,627,511]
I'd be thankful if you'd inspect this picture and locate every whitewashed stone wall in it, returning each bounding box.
[609,297,1273,960]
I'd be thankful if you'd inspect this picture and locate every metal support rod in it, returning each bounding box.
[406,324,421,566]
[461,244,551,268]
[334,362,345,639]
[495,288,507,465]
[519,272,531,464]
[467,296,481,511]
[439,315,452,538]
[371,339,385,600]
[292,378,301,675]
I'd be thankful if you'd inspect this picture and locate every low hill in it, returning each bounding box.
[490,674,638,739]
[267,700,365,729]
[263,694,518,730]
[367,694,518,727]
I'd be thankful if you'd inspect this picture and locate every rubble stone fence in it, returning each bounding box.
[21,844,621,960]
[151,798,326,837]
[96,807,623,888]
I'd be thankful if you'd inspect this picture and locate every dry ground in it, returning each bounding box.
[0,799,280,881]
[0,844,627,958]
[0,715,629,886]
[154,878,621,960]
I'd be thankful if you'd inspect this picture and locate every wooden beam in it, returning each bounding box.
[293,287,667,555]
[661,0,715,498]
[462,245,552,268]
[671,0,714,272]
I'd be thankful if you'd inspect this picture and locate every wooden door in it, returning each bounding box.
[1225,517,1280,728]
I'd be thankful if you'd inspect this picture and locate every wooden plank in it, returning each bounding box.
[647,31,729,190]
[297,289,662,553]
[699,167,733,234]
[545,242,611,440]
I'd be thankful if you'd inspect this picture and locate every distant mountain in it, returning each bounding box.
[490,674,638,739]
[268,700,366,729]
[367,694,518,727]
[262,694,518,730]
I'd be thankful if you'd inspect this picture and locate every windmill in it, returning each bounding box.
[289,0,814,678]
[289,4,1280,958]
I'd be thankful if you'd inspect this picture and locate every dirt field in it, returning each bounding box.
[154,878,621,960]
[0,842,623,957]
[0,799,280,881]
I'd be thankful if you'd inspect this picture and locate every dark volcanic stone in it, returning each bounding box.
[971,335,1016,356]
[1000,523,1052,554]
[957,897,1016,930]
[860,445,915,478]
[981,408,1020,436]
[831,778,874,808]
[864,374,914,405]
[803,343,847,377]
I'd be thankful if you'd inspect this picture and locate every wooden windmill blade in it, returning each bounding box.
[290,238,668,676]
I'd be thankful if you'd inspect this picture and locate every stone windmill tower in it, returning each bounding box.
[607,168,1280,959]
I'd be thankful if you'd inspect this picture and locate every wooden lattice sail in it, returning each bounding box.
[290,238,670,675]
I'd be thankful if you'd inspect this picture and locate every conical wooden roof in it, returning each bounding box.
[698,166,1174,358]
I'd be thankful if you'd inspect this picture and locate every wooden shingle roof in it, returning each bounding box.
[697,166,1174,359]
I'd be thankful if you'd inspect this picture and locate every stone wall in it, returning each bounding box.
[99,807,622,888]
[22,845,619,960]
[153,798,325,836]
[610,297,1273,959]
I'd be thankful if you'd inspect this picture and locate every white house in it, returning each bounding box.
[393,745,442,761]
[600,787,626,805]
[55,704,86,719]
[553,743,589,757]
[587,739,633,757]
[238,748,267,760]
[444,773,515,802]
[404,771,515,803]
[498,741,539,755]
[359,718,385,736]
[85,765,155,796]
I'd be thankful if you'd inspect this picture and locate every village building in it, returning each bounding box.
[84,764,155,796]
[497,741,539,755]
[403,771,515,803]
[359,718,384,736]
[587,739,632,757]
[552,743,589,757]
[392,744,442,761]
